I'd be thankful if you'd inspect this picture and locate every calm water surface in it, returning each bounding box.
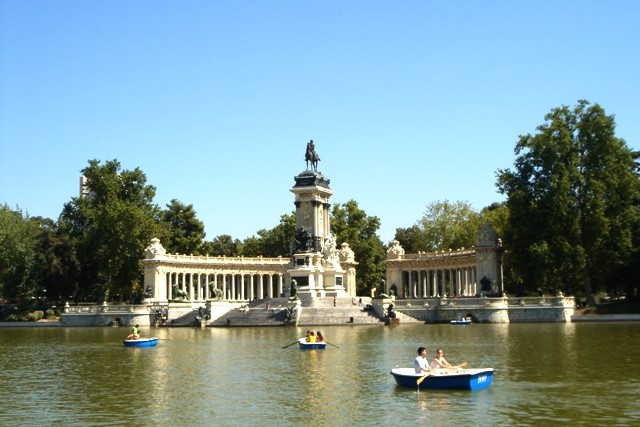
[1,322,639,426]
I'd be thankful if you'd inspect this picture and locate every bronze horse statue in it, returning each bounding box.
[305,140,320,171]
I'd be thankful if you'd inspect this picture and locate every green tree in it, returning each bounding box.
[395,200,482,252]
[241,213,296,257]
[330,200,385,295]
[30,216,80,304]
[392,225,428,254]
[202,234,244,257]
[497,101,640,302]
[480,202,510,241]
[59,160,162,303]
[0,205,40,300]
[161,199,206,255]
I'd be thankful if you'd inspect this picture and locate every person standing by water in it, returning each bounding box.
[414,347,431,374]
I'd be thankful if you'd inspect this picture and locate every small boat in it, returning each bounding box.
[298,337,327,350]
[123,337,159,347]
[390,367,494,391]
[450,317,472,325]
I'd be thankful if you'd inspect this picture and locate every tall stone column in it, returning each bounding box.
[288,153,348,302]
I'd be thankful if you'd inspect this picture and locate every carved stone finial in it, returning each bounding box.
[145,238,166,259]
[386,240,405,259]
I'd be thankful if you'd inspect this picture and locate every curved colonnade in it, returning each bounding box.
[144,253,290,303]
[389,250,479,298]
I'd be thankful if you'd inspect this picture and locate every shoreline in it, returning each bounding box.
[2,313,640,327]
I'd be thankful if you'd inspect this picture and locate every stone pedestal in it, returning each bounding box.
[288,253,326,299]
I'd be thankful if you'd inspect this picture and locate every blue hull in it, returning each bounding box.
[390,368,494,391]
[298,338,326,350]
[123,337,159,347]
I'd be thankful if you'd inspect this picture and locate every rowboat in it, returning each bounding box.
[390,367,494,391]
[450,317,471,325]
[123,337,159,347]
[298,337,326,350]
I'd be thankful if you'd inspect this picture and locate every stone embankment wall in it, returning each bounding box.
[60,296,577,326]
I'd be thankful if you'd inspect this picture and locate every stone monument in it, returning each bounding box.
[287,140,349,303]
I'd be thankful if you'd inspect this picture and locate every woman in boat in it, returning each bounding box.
[316,331,324,342]
[430,348,454,370]
[126,324,141,340]
[308,331,316,343]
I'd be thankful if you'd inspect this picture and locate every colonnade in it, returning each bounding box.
[400,266,477,298]
[163,271,285,302]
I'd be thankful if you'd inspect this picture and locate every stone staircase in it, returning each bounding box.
[207,296,387,327]
[172,296,425,327]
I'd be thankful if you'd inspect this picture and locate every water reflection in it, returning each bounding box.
[1,323,639,426]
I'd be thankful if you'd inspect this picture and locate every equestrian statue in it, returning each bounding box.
[305,140,321,171]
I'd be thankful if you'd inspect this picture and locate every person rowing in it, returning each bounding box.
[126,324,141,340]
[430,348,460,371]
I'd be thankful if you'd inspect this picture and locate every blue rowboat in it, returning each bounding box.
[390,367,494,391]
[298,337,327,350]
[450,317,472,325]
[123,337,159,348]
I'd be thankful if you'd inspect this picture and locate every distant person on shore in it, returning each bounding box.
[414,347,432,374]
[430,348,455,370]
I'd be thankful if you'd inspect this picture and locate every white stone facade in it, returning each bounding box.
[384,223,503,298]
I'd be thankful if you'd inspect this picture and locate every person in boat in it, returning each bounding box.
[127,324,141,340]
[414,347,432,374]
[316,331,324,342]
[308,331,316,343]
[430,348,455,370]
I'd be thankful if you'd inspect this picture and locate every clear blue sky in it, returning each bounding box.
[1,1,639,244]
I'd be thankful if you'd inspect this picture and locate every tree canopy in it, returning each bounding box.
[394,200,482,252]
[58,159,162,303]
[497,100,640,302]
[161,199,206,255]
[331,200,386,294]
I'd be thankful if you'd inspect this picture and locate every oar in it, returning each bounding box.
[416,371,433,385]
[282,340,300,349]
[454,361,468,370]
[324,341,339,349]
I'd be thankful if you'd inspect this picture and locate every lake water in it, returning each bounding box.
[1,322,639,426]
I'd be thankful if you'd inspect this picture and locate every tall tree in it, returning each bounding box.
[241,213,296,257]
[59,159,162,303]
[31,216,80,304]
[0,205,39,300]
[161,199,206,255]
[202,234,244,257]
[395,200,482,252]
[497,101,640,302]
[330,200,385,295]
[392,225,428,254]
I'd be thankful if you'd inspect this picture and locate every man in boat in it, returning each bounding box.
[414,347,432,374]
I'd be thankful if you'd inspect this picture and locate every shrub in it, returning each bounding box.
[25,312,38,321]
[45,308,56,319]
